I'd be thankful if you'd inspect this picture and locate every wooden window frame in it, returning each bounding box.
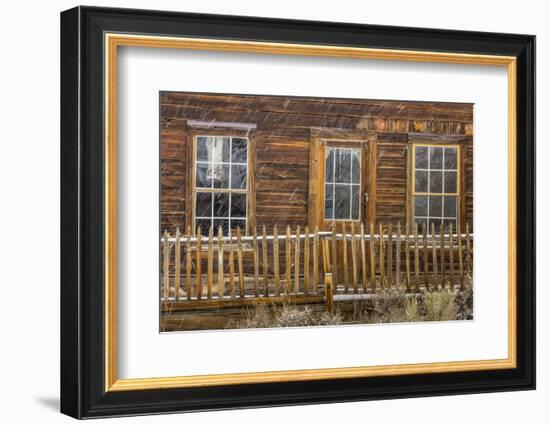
[185,128,256,235]
[407,136,466,232]
[308,129,376,231]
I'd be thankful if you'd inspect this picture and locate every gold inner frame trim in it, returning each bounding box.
[104,33,517,392]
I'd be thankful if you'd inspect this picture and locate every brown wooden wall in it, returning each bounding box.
[160,92,473,234]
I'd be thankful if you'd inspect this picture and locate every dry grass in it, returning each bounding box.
[223,282,473,330]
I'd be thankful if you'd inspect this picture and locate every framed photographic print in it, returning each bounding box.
[60,6,536,419]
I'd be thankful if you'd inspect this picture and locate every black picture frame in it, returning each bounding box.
[60,5,535,419]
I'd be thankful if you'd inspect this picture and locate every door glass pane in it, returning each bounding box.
[334,184,350,219]
[351,185,360,219]
[351,150,360,184]
[334,150,351,183]
[325,149,334,183]
[324,184,334,219]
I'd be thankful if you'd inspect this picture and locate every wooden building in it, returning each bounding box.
[160,92,473,236]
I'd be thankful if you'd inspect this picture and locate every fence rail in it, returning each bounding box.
[160,222,473,312]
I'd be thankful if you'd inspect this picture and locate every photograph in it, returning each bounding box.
[159,92,474,332]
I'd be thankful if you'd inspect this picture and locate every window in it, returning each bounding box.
[413,144,459,232]
[194,136,248,234]
[324,147,361,221]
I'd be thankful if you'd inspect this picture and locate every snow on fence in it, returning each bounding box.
[160,222,473,312]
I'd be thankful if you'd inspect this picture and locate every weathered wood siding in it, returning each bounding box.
[160,92,473,233]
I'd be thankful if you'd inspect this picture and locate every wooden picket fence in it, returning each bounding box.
[160,222,473,312]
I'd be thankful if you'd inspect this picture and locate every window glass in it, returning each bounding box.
[324,147,361,221]
[413,145,459,233]
[195,136,248,234]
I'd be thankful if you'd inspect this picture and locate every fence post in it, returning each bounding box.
[174,227,181,302]
[324,273,334,313]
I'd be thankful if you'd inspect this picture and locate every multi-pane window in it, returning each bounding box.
[324,147,361,221]
[194,136,248,234]
[413,144,459,233]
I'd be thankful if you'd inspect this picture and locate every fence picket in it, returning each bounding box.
[253,226,260,297]
[261,225,268,296]
[342,222,349,292]
[163,231,170,300]
[217,226,224,299]
[405,222,411,292]
[369,222,376,290]
[207,227,213,299]
[196,227,202,300]
[331,222,338,293]
[184,227,191,301]
[285,226,292,294]
[236,226,245,297]
[466,222,472,276]
[423,223,429,290]
[431,222,438,289]
[304,226,310,295]
[458,222,464,289]
[228,229,235,298]
[379,223,385,287]
[273,226,280,295]
[294,225,301,294]
[360,223,367,292]
[440,223,446,288]
[313,226,319,294]
[387,223,393,285]
[449,222,455,290]
[414,224,420,291]
[396,222,401,287]
[174,227,181,301]
[351,222,358,293]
